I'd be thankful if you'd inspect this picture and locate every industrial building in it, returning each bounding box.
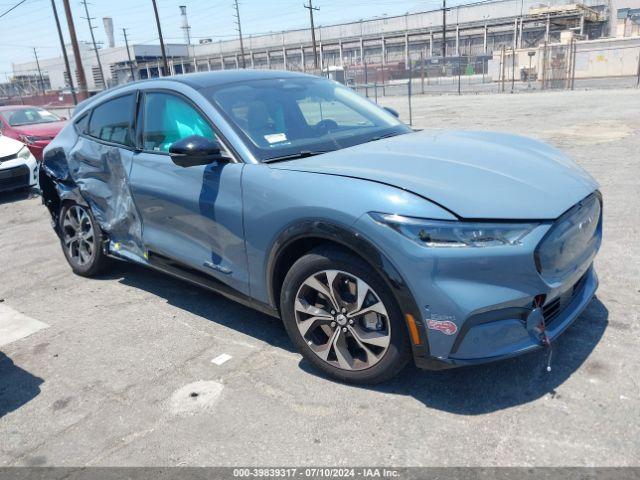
[185,0,608,71]
[4,42,187,98]
[3,0,640,99]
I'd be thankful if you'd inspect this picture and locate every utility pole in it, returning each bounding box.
[151,0,169,75]
[511,46,515,93]
[233,0,246,68]
[61,0,88,99]
[441,0,447,58]
[636,46,640,87]
[303,0,319,69]
[122,28,136,81]
[80,0,105,89]
[33,48,46,95]
[51,0,77,104]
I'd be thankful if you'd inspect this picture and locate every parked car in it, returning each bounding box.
[0,133,38,193]
[0,106,67,161]
[40,71,602,384]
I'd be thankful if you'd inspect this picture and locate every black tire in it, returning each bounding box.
[280,246,411,384]
[59,202,112,277]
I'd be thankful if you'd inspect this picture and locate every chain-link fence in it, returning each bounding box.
[2,41,639,116]
[345,42,639,98]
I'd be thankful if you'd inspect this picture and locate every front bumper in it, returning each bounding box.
[353,196,602,369]
[0,155,38,193]
[414,266,597,369]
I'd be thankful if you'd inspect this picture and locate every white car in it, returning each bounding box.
[0,133,38,193]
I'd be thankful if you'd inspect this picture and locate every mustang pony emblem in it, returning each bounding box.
[427,318,458,335]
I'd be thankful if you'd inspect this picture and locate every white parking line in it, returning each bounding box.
[0,303,49,347]
[211,353,232,365]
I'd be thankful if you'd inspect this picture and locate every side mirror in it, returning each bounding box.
[169,135,225,168]
[383,106,400,118]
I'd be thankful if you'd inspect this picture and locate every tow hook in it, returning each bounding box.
[525,298,553,373]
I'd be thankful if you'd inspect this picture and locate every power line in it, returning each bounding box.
[0,0,28,19]
[0,43,58,49]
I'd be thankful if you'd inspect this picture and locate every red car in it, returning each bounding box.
[0,106,67,161]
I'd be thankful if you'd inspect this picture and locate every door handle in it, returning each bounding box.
[204,260,232,275]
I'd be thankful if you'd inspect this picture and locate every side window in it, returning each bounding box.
[142,92,215,153]
[88,94,136,146]
[74,112,89,134]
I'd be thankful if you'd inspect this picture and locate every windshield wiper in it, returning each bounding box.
[369,131,408,142]
[262,150,333,164]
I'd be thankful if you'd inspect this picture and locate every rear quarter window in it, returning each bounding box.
[74,113,89,134]
[88,94,136,147]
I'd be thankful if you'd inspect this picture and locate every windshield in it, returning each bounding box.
[1,107,61,126]
[201,76,411,162]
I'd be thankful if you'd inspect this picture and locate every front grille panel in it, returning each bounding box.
[542,273,588,325]
[0,152,18,163]
[535,193,602,284]
[0,165,30,191]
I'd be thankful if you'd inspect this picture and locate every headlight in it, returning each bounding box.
[17,146,32,161]
[370,213,538,248]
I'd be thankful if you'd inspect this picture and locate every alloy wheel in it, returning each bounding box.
[62,205,96,267]
[294,269,391,371]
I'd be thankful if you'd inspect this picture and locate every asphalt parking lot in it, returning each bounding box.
[1,88,639,467]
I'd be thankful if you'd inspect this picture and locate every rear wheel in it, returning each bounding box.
[59,202,112,277]
[280,247,411,384]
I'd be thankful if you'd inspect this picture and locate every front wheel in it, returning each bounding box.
[280,247,411,384]
[59,202,112,277]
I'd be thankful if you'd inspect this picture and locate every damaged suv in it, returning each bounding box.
[40,71,602,384]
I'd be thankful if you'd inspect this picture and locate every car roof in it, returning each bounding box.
[73,69,316,116]
[168,69,310,88]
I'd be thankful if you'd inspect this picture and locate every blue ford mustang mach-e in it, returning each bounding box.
[40,70,602,383]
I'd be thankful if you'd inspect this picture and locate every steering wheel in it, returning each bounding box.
[313,119,338,135]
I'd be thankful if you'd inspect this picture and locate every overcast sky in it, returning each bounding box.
[0,0,458,76]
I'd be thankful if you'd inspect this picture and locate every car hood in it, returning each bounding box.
[269,130,598,219]
[0,134,24,156]
[11,121,66,138]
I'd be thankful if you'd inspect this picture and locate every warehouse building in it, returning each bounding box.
[4,0,640,98]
